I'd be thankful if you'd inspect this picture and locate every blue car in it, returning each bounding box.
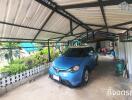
[49,46,98,87]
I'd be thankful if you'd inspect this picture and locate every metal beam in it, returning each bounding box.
[86,21,132,31]
[42,29,66,35]
[86,23,129,30]
[0,21,40,30]
[98,0,108,32]
[56,24,80,42]
[51,27,104,41]
[67,24,80,35]
[0,37,47,41]
[73,27,106,40]
[62,0,132,9]
[75,30,90,41]
[35,0,92,31]
[33,11,54,41]
[96,33,117,38]
[96,32,118,36]
[0,40,67,43]
[70,20,73,35]
[119,27,132,41]
[0,37,68,43]
[0,20,66,35]
[81,37,117,43]
[111,21,132,28]
[74,29,118,41]
[0,46,45,49]
[122,27,132,34]
[85,33,116,41]
[0,45,69,49]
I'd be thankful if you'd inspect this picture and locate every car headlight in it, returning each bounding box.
[67,65,80,72]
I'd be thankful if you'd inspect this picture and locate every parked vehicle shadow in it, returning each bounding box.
[76,56,116,89]
[90,56,115,82]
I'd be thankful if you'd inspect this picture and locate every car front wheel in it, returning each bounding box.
[82,68,89,86]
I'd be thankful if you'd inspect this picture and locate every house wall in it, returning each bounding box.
[118,41,132,81]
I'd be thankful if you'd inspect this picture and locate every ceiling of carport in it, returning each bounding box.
[0,0,132,43]
[43,12,71,34]
[66,7,105,25]
[104,5,132,26]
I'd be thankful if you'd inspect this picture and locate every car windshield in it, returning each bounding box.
[63,48,92,57]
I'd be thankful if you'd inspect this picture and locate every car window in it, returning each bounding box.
[63,48,86,57]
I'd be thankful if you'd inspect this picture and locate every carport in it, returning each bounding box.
[0,0,132,99]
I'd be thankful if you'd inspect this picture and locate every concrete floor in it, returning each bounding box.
[0,56,132,100]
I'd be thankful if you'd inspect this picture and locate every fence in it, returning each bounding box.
[0,63,51,96]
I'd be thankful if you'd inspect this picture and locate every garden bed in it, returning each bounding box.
[0,63,50,96]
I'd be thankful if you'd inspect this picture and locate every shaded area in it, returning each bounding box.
[0,56,132,100]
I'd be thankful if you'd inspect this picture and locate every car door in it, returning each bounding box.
[84,48,94,69]
[88,50,95,66]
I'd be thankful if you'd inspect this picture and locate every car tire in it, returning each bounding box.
[81,68,89,86]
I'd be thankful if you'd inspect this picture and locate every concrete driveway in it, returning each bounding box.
[0,56,132,100]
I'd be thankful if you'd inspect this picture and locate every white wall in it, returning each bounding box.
[117,41,126,60]
[118,41,132,81]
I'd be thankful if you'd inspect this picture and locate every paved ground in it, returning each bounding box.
[0,56,132,100]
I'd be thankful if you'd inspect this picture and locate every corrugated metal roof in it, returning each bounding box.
[43,12,70,34]
[0,0,131,42]
[104,5,132,26]
[67,7,105,25]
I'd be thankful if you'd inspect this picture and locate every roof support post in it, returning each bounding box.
[87,33,88,40]
[126,30,129,40]
[87,32,89,40]
[68,41,70,46]
[48,39,51,62]
[93,31,95,39]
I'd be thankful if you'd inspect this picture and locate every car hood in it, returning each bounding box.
[53,56,85,70]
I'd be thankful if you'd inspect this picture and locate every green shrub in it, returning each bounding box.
[10,59,24,65]
[8,63,27,75]
[0,66,10,73]
[0,47,63,75]
[34,48,49,63]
